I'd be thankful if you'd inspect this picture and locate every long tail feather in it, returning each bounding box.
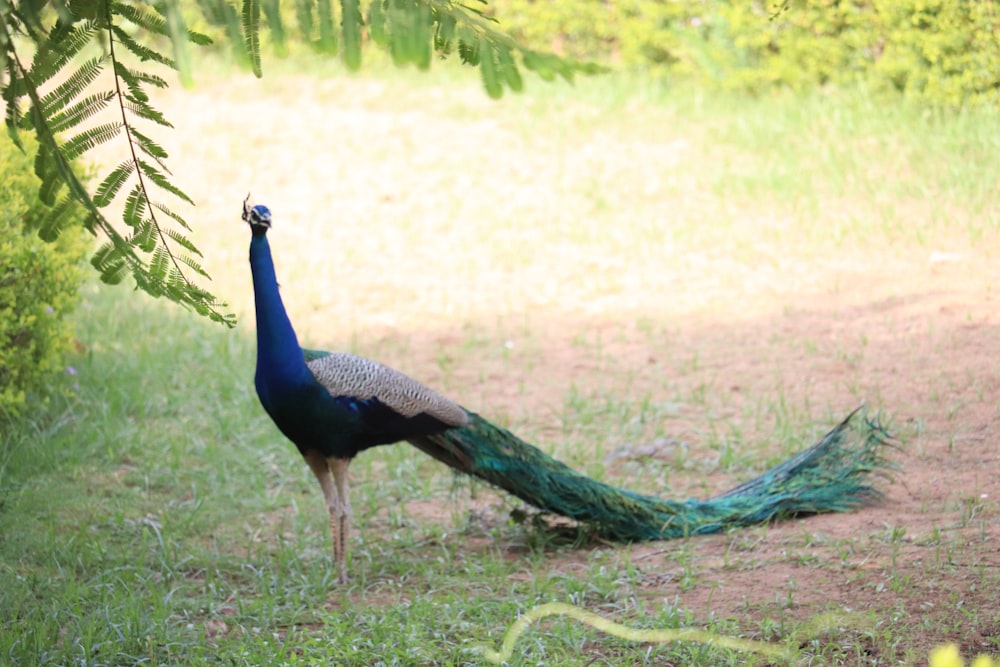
[408,407,894,541]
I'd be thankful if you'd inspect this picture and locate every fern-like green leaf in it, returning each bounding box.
[37,196,78,242]
[175,253,210,278]
[36,56,106,119]
[294,0,316,42]
[410,1,433,69]
[166,266,182,284]
[38,172,62,207]
[32,130,51,179]
[341,0,362,69]
[116,62,169,89]
[128,127,168,158]
[316,0,337,53]
[114,61,169,109]
[478,36,502,99]
[242,0,262,77]
[137,159,194,204]
[130,219,157,253]
[521,50,557,82]
[111,1,211,46]
[496,44,522,92]
[4,62,25,149]
[129,126,170,171]
[457,2,495,20]
[457,25,479,66]
[114,61,149,103]
[111,25,175,67]
[27,20,97,85]
[189,31,213,46]
[91,242,130,285]
[150,246,170,280]
[368,0,387,46]
[130,268,153,294]
[124,99,174,128]
[161,0,195,86]
[93,161,134,207]
[398,1,603,97]
[111,3,169,36]
[520,49,604,84]
[18,67,92,208]
[433,10,456,56]
[48,0,73,24]
[123,184,146,228]
[174,281,235,325]
[163,228,201,257]
[152,201,193,232]
[387,12,403,64]
[212,1,252,68]
[34,142,62,205]
[61,121,122,162]
[383,0,427,67]
[0,7,235,326]
[261,0,287,55]
[48,91,115,133]
[14,2,47,38]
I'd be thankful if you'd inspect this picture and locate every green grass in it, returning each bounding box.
[4,63,1000,665]
[0,293,787,666]
[0,290,783,666]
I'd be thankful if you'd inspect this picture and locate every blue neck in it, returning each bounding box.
[250,233,307,381]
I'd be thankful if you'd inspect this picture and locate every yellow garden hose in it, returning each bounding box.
[474,602,794,664]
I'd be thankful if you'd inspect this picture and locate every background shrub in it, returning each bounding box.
[0,140,91,418]
[483,0,1000,107]
[868,0,1000,107]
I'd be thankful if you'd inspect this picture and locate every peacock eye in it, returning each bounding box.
[246,205,272,228]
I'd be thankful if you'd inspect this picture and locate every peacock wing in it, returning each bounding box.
[306,352,469,428]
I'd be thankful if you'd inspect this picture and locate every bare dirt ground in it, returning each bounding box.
[392,255,1000,661]
[118,70,999,662]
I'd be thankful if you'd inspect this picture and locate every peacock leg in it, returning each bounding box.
[329,457,352,584]
[304,451,348,583]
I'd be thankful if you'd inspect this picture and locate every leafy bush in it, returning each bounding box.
[687,0,1000,106]
[0,141,91,417]
[484,0,691,66]
[486,0,1000,107]
[679,1,877,92]
[868,0,1000,107]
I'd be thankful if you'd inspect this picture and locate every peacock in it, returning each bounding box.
[243,197,893,583]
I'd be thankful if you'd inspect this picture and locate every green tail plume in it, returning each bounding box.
[408,407,894,540]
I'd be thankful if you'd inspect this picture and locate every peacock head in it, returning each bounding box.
[242,194,272,236]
